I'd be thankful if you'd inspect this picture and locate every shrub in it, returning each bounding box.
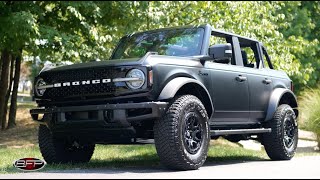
[299,87,320,149]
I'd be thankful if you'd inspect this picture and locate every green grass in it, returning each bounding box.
[0,142,269,174]
[1,100,319,174]
[16,102,37,109]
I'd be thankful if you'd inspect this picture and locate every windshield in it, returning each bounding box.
[111,27,205,59]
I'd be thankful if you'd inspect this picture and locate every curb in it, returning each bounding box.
[298,129,317,141]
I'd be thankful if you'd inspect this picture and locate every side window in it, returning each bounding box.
[210,36,228,46]
[209,35,235,65]
[240,43,261,69]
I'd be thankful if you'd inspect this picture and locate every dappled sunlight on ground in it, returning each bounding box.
[0,102,38,148]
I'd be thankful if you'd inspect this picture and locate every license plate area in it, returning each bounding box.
[58,110,104,122]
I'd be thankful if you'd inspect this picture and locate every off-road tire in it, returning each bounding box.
[262,104,298,160]
[154,95,210,170]
[38,125,95,164]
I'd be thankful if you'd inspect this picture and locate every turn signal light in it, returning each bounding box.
[148,70,153,86]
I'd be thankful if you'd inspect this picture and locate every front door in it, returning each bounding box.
[206,62,250,125]
[205,36,250,126]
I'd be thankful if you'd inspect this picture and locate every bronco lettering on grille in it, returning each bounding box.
[53,78,111,88]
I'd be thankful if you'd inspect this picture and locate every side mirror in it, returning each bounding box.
[208,43,232,63]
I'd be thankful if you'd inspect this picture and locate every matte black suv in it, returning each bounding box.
[31,24,299,170]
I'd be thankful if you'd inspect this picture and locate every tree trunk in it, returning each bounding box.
[146,1,150,30]
[7,51,22,129]
[1,54,14,128]
[0,52,2,81]
[0,50,10,130]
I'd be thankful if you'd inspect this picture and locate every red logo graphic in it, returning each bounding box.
[13,158,46,171]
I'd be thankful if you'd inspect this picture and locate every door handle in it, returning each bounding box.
[235,75,247,82]
[262,79,272,84]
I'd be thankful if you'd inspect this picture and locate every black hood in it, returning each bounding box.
[42,58,143,73]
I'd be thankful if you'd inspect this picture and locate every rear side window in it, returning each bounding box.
[262,47,273,69]
[263,55,271,69]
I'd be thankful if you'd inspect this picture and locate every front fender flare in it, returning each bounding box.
[157,77,214,117]
[158,77,206,100]
[265,88,298,121]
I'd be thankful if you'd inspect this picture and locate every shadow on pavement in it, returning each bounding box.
[205,155,267,166]
[44,155,268,174]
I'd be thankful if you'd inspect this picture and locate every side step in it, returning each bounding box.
[210,128,271,136]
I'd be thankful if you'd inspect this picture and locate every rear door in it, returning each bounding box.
[239,42,273,122]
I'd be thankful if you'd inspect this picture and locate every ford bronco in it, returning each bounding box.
[30,24,299,170]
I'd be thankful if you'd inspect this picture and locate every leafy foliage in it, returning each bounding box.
[1,1,320,93]
[94,1,320,94]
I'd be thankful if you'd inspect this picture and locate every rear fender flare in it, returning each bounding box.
[265,88,298,121]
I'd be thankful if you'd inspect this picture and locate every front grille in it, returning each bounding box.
[40,67,125,99]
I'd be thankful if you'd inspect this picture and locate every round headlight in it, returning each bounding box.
[125,69,145,89]
[35,78,46,96]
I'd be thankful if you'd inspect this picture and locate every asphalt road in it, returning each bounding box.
[1,156,319,179]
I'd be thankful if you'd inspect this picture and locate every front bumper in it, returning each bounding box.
[30,102,168,138]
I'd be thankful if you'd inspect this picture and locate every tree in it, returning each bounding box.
[7,52,21,128]
[0,1,119,129]
[0,1,40,129]
[0,51,11,130]
[1,54,14,129]
[274,1,320,93]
